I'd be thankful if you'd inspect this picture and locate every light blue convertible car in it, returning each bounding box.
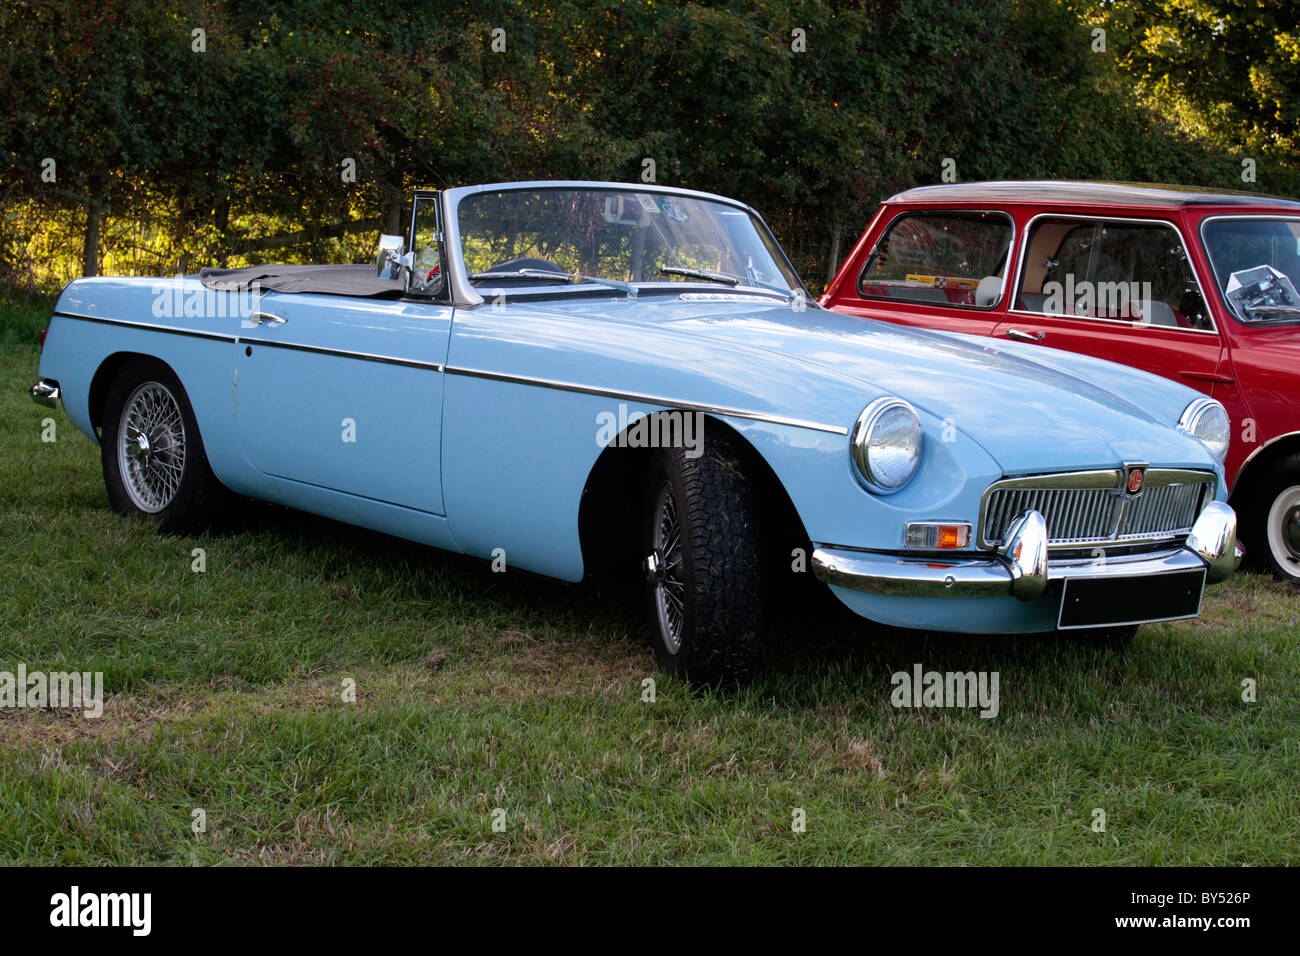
[32,181,1241,681]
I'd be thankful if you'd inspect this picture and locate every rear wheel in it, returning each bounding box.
[642,428,763,684]
[1249,456,1300,587]
[101,358,226,534]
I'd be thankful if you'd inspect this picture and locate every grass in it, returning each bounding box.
[1,290,1297,865]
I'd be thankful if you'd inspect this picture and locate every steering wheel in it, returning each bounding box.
[488,256,564,273]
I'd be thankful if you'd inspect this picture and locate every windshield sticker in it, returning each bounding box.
[905,273,978,290]
[660,197,690,223]
[603,195,644,226]
[1225,264,1300,322]
[634,193,661,213]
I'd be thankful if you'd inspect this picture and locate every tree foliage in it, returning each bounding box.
[1080,0,1300,160]
[1,0,1295,290]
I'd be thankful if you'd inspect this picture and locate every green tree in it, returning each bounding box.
[1080,0,1299,171]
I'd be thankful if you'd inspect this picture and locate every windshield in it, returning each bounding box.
[1202,217,1300,324]
[455,187,802,297]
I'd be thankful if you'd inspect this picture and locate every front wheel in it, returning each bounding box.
[101,357,226,534]
[642,429,763,684]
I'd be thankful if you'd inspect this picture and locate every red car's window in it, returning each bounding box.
[1015,217,1212,330]
[856,211,1013,309]
[1201,217,1300,325]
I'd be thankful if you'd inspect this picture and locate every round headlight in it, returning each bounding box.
[851,397,924,493]
[1178,397,1230,462]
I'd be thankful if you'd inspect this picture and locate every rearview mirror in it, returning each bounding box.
[375,234,411,281]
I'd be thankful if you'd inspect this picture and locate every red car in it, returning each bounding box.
[822,181,1300,585]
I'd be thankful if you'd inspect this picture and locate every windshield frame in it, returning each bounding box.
[441,181,812,307]
[1198,212,1300,328]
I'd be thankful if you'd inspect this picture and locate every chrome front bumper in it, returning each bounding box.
[812,501,1243,601]
[30,379,60,408]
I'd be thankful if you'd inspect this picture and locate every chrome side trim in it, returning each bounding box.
[53,311,239,342]
[53,310,444,371]
[50,310,847,434]
[1007,212,1219,335]
[239,338,444,371]
[30,380,60,408]
[444,366,850,435]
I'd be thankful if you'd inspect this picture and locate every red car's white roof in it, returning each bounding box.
[886,180,1300,209]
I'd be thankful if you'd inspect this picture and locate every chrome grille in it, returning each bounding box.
[980,469,1213,548]
[1117,481,1207,540]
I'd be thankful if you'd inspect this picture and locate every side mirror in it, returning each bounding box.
[375,234,411,281]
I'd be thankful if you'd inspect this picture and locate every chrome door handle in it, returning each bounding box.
[1005,328,1045,343]
[249,312,287,326]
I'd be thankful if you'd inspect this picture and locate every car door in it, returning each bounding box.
[234,292,452,514]
[829,208,1016,336]
[994,214,1225,399]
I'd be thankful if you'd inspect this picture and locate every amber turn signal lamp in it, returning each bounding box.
[905,522,972,550]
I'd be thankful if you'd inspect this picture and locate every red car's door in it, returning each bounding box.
[993,214,1225,400]
[829,208,1015,337]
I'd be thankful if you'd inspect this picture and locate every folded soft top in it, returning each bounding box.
[198,264,405,298]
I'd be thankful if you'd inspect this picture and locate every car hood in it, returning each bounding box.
[552,296,1217,474]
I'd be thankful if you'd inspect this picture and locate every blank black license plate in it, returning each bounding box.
[1058,568,1207,629]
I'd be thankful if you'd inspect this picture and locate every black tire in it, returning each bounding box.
[642,427,763,684]
[101,357,226,535]
[1065,625,1138,650]
[1244,454,1300,587]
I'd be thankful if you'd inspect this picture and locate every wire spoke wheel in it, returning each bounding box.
[641,429,763,683]
[651,480,686,654]
[116,381,187,514]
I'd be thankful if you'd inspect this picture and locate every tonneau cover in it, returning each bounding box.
[198,264,405,298]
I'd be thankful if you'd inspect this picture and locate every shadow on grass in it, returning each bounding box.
[215,491,646,625]
[194,492,1199,707]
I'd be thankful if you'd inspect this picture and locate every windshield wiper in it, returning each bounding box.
[658,266,739,286]
[658,266,800,300]
[1243,305,1300,322]
[468,268,636,297]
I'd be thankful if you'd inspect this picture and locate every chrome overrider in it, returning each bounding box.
[812,500,1242,601]
[30,379,60,408]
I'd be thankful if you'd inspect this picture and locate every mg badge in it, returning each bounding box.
[1123,463,1147,498]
